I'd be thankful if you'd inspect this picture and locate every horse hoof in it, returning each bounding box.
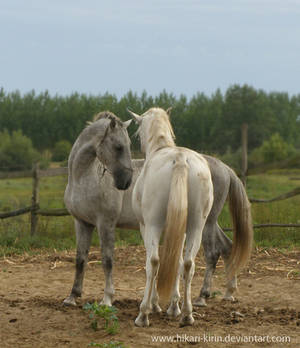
[63,296,77,306]
[179,315,194,327]
[193,297,207,307]
[152,303,162,313]
[223,295,235,302]
[135,313,150,327]
[100,298,113,307]
[167,304,181,318]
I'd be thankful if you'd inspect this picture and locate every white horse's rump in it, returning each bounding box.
[129,107,214,327]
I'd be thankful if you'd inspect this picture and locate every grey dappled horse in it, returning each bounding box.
[63,111,134,307]
[63,112,253,309]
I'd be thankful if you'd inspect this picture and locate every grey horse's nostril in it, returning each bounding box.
[125,178,132,190]
[113,168,132,190]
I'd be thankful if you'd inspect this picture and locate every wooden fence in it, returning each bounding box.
[1,165,300,234]
[0,165,69,235]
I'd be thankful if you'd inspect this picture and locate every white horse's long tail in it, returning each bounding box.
[157,152,188,303]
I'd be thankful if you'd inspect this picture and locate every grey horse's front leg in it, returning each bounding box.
[97,218,116,306]
[64,219,94,306]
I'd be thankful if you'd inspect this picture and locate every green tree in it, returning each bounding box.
[0,129,39,170]
[52,140,72,162]
[250,133,295,164]
[215,84,273,153]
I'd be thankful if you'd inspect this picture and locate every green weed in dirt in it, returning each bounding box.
[83,302,119,334]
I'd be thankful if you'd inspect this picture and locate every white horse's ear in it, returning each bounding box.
[123,119,132,129]
[166,107,172,116]
[127,108,142,124]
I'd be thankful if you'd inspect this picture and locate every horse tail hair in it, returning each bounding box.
[226,169,253,279]
[157,152,188,303]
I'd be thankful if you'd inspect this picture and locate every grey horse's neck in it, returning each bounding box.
[68,122,106,182]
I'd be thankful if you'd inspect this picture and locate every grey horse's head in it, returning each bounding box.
[93,112,133,190]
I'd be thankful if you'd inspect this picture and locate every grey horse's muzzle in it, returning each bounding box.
[113,167,133,190]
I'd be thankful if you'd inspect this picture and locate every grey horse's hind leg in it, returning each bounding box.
[217,226,237,301]
[194,223,220,307]
[97,217,116,307]
[193,224,237,306]
[63,219,94,306]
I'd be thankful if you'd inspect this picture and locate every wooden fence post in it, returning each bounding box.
[30,163,40,236]
[241,123,248,187]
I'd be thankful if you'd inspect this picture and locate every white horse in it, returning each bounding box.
[128,107,252,327]
[128,107,214,327]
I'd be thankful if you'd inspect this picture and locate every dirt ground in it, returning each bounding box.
[1,246,300,348]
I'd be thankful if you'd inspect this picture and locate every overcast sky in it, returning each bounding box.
[1,0,300,98]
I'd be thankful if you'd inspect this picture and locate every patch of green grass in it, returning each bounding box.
[0,215,76,256]
[0,175,67,211]
[83,302,119,334]
[115,229,142,247]
[216,173,300,248]
[247,174,300,247]
[1,170,300,255]
[211,290,222,298]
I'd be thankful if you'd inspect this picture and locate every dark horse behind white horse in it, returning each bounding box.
[63,109,253,311]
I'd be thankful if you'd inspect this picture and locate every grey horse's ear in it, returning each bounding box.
[110,117,116,129]
[123,119,132,129]
[127,108,142,124]
[166,107,172,116]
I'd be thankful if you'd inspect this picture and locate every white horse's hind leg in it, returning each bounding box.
[180,222,205,327]
[150,282,162,313]
[139,223,161,314]
[63,219,94,306]
[167,235,185,318]
[135,226,161,327]
[97,217,117,306]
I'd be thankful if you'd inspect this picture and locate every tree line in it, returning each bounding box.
[0,84,300,170]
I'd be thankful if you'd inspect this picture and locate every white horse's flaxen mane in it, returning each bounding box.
[138,108,175,154]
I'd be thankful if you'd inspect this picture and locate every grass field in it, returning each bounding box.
[1,169,300,256]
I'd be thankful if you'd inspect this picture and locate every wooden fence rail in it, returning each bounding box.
[1,166,300,233]
[0,166,69,235]
[0,167,68,179]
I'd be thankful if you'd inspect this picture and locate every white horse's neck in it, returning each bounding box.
[145,137,175,157]
[143,118,175,157]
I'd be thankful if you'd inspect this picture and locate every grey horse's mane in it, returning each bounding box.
[86,111,123,127]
